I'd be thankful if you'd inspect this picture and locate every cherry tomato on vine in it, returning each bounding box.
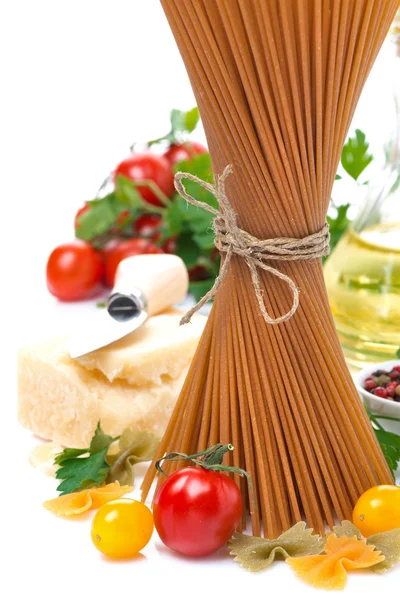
[188,265,209,282]
[100,239,119,261]
[161,236,177,254]
[134,214,162,239]
[353,485,400,537]
[163,141,208,166]
[91,499,154,559]
[46,241,104,301]
[100,240,120,286]
[104,238,163,287]
[153,466,242,557]
[114,153,174,207]
[134,214,177,251]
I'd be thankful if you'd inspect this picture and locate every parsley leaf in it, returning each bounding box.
[341,129,373,181]
[325,203,351,260]
[148,107,200,146]
[174,231,202,268]
[175,153,217,210]
[54,422,116,495]
[56,449,110,496]
[163,153,217,242]
[367,411,400,476]
[54,447,88,466]
[170,107,200,136]
[162,152,221,289]
[114,175,145,209]
[374,429,400,476]
[325,129,373,257]
[89,422,114,453]
[75,192,123,241]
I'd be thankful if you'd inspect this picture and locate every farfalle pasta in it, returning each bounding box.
[43,482,133,516]
[287,534,385,590]
[229,522,324,572]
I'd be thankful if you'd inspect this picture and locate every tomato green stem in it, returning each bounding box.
[155,443,257,513]
[202,443,234,466]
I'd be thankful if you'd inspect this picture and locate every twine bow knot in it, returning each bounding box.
[175,165,330,326]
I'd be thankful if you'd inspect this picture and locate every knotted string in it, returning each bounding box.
[175,165,330,326]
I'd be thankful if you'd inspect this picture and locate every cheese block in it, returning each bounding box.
[76,310,206,386]
[18,311,206,448]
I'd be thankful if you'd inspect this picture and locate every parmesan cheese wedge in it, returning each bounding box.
[18,311,207,448]
[76,310,206,386]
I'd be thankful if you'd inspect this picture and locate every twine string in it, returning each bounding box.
[175,165,330,326]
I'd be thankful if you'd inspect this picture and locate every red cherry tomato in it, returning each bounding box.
[134,215,177,250]
[161,236,177,254]
[134,214,162,238]
[100,239,120,261]
[46,241,104,301]
[104,238,163,287]
[100,239,120,285]
[114,153,174,207]
[74,204,90,230]
[188,265,209,281]
[163,141,208,166]
[153,467,242,557]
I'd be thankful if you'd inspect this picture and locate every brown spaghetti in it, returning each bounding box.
[142,0,399,537]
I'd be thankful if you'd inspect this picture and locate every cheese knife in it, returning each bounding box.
[69,254,189,358]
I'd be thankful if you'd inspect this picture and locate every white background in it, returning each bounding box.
[1,2,398,599]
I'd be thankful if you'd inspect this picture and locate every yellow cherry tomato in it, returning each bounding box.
[353,485,400,537]
[91,498,154,559]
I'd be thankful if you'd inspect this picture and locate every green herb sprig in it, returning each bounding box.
[367,409,400,476]
[54,423,117,495]
[54,422,159,495]
[341,129,373,182]
[147,107,200,147]
[326,129,374,260]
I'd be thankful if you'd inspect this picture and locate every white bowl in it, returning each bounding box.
[354,360,400,435]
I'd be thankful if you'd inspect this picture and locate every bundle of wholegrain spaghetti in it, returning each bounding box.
[142,0,399,538]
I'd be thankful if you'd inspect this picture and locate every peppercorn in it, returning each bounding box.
[386,382,398,397]
[374,375,391,386]
[374,387,388,399]
[364,379,375,391]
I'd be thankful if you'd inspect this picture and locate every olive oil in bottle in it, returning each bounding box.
[325,12,400,368]
[324,223,400,368]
